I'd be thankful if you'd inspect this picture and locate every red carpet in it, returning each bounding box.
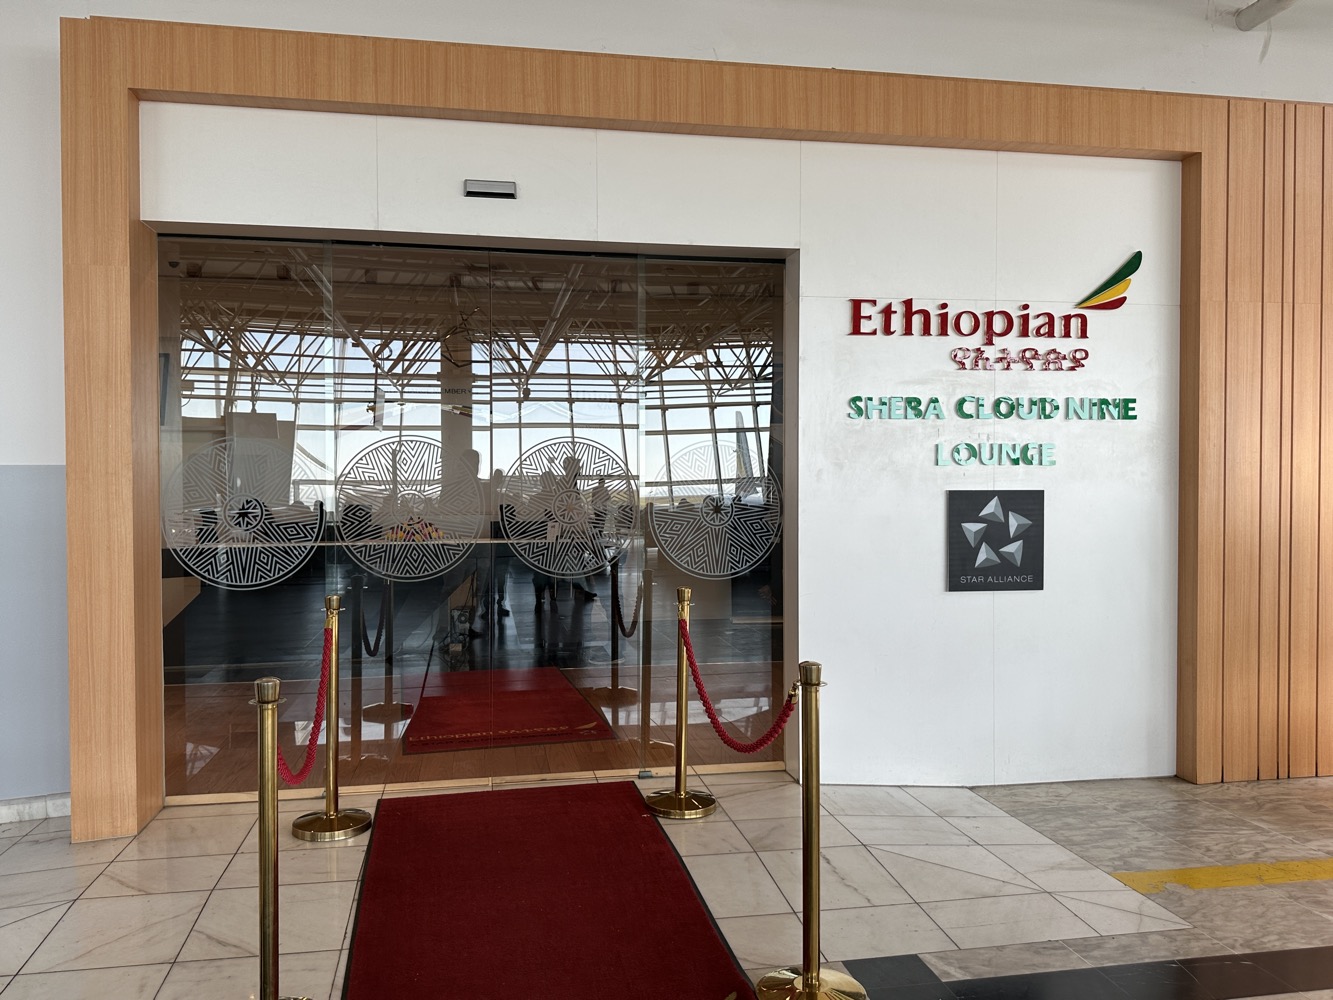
[344,782,756,1000]
[401,668,615,753]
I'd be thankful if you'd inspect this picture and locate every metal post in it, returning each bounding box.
[756,662,866,1000]
[254,678,312,1000]
[610,555,621,664]
[592,555,637,709]
[364,579,413,724]
[255,677,281,1000]
[292,596,372,842]
[644,587,716,819]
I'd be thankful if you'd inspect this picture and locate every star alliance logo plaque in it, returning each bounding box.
[947,490,1044,592]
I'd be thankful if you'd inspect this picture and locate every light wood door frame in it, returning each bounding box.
[61,16,1250,840]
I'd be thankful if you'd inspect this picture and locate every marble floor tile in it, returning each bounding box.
[716,912,805,969]
[1165,830,1329,865]
[735,815,859,852]
[238,819,374,853]
[0,837,18,857]
[1052,889,1191,935]
[116,814,256,862]
[822,786,935,818]
[0,866,105,910]
[922,893,1099,950]
[178,881,357,961]
[710,783,807,820]
[1062,926,1232,965]
[29,818,71,837]
[868,846,1040,903]
[0,903,70,975]
[22,891,208,973]
[82,854,231,898]
[837,815,975,847]
[216,844,367,888]
[683,852,791,919]
[0,822,40,840]
[986,844,1126,892]
[700,769,795,787]
[0,963,170,998]
[902,787,1009,817]
[759,846,912,910]
[331,948,349,999]
[155,801,261,821]
[0,832,131,878]
[944,817,1054,845]
[156,948,341,1000]
[1134,884,1333,951]
[820,902,958,961]
[920,939,1090,980]
[661,818,754,856]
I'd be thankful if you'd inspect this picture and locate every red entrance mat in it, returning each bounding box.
[400,668,615,753]
[343,782,757,1000]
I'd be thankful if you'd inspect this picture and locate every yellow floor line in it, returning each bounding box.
[1114,858,1333,894]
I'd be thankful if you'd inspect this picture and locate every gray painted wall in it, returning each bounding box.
[0,466,69,799]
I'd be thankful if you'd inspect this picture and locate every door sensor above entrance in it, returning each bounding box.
[463,179,518,199]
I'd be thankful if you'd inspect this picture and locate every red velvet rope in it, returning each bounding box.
[679,619,797,753]
[276,627,331,786]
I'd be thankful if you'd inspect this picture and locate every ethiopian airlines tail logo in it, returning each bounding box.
[1074,251,1142,311]
[847,250,1144,373]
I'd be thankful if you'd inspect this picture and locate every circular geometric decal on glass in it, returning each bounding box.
[161,438,325,591]
[649,440,782,580]
[499,438,638,580]
[335,437,484,582]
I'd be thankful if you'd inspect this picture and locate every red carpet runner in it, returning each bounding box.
[400,668,615,753]
[344,782,757,999]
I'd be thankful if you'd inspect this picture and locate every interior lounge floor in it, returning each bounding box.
[9,771,1333,998]
[164,565,785,796]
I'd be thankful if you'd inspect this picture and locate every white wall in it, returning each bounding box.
[2,0,1325,799]
[141,103,1180,784]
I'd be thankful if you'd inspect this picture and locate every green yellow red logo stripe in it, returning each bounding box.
[1075,250,1142,311]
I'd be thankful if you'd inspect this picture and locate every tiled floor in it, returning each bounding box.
[6,771,1333,997]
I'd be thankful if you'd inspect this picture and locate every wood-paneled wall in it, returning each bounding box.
[58,16,1333,838]
[1223,101,1333,781]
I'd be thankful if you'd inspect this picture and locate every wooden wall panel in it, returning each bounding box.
[1289,105,1324,776]
[62,15,1328,835]
[1318,108,1333,774]
[1222,101,1265,781]
[1257,103,1286,779]
[1177,96,1230,785]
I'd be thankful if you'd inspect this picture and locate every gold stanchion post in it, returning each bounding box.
[756,662,867,1000]
[645,587,716,819]
[254,678,312,1000]
[292,596,373,842]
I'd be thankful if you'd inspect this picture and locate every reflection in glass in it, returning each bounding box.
[159,238,786,796]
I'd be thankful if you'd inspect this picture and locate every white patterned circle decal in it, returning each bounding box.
[499,438,638,579]
[335,437,484,582]
[649,440,782,580]
[161,439,325,590]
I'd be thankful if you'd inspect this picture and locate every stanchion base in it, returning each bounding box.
[362,702,414,724]
[291,808,373,842]
[644,788,717,819]
[755,966,868,1000]
[589,685,639,707]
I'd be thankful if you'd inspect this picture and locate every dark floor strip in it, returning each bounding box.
[845,944,1333,1000]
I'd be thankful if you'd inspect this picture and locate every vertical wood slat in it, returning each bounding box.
[1318,108,1333,773]
[1178,97,1230,786]
[1222,100,1265,782]
[1279,103,1298,778]
[1289,104,1323,776]
[1258,102,1286,780]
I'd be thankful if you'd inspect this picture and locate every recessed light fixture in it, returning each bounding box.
[463,179,518,199]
